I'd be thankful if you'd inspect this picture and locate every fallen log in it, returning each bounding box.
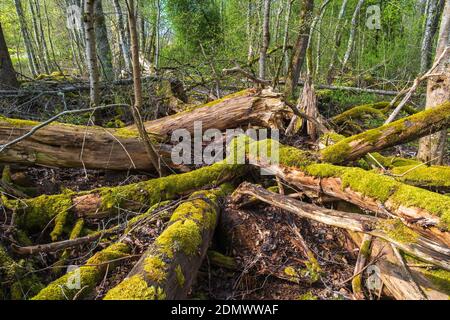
[321,135,450,191]
[129,88,289,135]
[103,187,228,300]
[242,139,450,242]
[232,183,450,270]
[0,89,288,171]
[321,101,450,164]
[5,161,244,236]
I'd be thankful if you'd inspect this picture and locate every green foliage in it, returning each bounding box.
[165,0,222,53]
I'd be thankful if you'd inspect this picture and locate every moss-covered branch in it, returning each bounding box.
[104,186,230,300]
[321,101,450,164]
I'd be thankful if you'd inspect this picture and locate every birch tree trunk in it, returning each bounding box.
[14,0,39,77]
[0,23,19,89]
[28,0,49,74]
[327,0,349,84]
[341,0,365,71]
[84,0,100,107]
[417,0,449,165]
[284,0,314,99]
[113,0,132,73]
[94,0,114,80]
[259,0,271,79]
[420,0,445,72]
[154,0,161,69]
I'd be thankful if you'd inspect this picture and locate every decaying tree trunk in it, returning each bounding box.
[14,0,39,77]
[0,90,288,170]
[259,0,271,80]
[104,187,227,300]
[0,23,19,89]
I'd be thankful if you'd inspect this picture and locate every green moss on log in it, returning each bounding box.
[378,219,419,244]
[391,165,450,189]
[32,243,130,300]
[104,187,227,300]
[321,101,450,164]
[103,275,166,300]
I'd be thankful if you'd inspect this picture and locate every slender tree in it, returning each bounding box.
[126,0,165,176]
[341,0,365,71]
[14,0,39,76]
[259,0,271,79]
[327,0,349,84]
[417,0,449,164]
[0,23,19,89]
[420,0,445,72]
[94,0,114,80]
[84,0,100,107]
[284,0,314,100]
[113,0,132,73]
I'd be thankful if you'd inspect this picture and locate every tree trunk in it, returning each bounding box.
[127,0,165,176]
[420,0,444,72]
[341,0,365,71]
[347,232,447,300]
[259,0,271,79]
[113,0,132,73]
[417,0,449,165]
[94,0,114,80]
[154,0,161,69]
[104,188,227,300]
[84,0,100,107]
[327,0,349,84]
[9,163,243,236]
[0,23,19,89]
[32,242,131,300]
[14,0,39,77]
[284,0,314,99]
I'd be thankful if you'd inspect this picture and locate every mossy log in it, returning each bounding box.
[232,183,450,271]
[331,102,417,127]
[6,162,244,237]
[321,101,450,164]
[32,242,131,300]
[0,89,288,171]
[323,135,450,191]
[243,139,450,245]
[104,187,229,300]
